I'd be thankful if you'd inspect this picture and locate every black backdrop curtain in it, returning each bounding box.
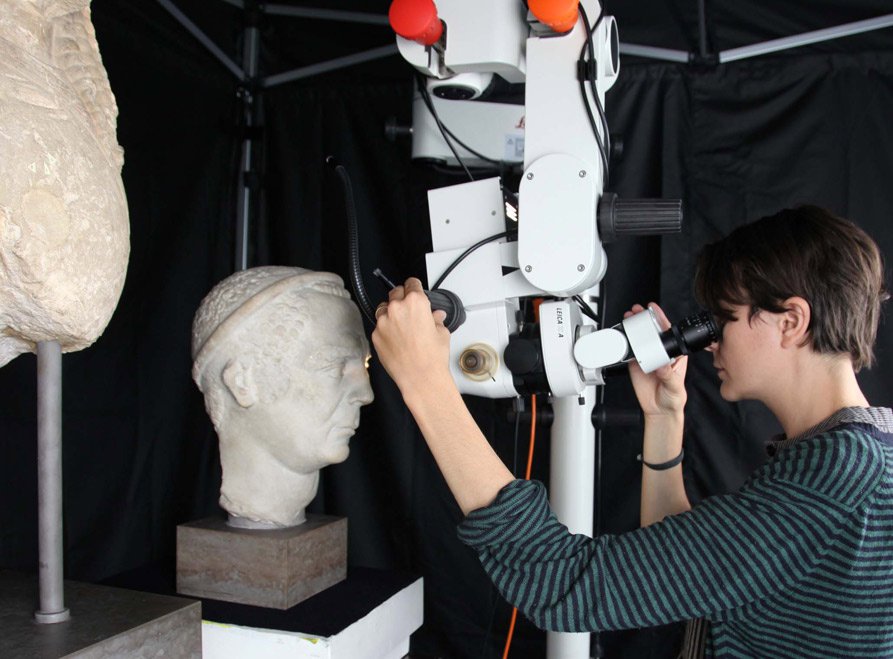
[1,2,892,658]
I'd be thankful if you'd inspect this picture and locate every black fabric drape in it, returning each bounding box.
[1,2,892,658]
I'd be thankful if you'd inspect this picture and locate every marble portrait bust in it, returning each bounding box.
[0,0,129,367]
[191,266,374,528]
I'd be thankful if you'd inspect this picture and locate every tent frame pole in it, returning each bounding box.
[234,1,261,271]
[720,13,893,63]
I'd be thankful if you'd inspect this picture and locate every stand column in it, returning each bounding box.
[547,389,596,658]
[34,341,70,624]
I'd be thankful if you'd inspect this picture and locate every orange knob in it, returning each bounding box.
[529,0,579,33]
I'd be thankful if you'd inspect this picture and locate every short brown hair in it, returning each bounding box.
[695,205,888,371]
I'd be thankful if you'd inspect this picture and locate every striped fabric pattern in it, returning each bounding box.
[457,422,893,658]
[681,406,893,659]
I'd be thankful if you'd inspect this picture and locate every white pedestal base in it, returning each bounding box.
[202,574,423,659]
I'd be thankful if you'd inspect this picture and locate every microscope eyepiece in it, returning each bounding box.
[659,311,719,359]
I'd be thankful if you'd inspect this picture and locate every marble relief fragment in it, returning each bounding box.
[0,0,129,367]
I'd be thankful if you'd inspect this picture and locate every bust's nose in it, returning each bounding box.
[346,361,375,405]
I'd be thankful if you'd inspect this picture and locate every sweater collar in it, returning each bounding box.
[766,406,893,456]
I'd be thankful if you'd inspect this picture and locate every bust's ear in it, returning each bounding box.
[222,358,257,408]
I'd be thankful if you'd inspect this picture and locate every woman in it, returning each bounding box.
[372,205,892,657]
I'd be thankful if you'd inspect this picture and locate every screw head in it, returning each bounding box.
[579,170,587,178]
[577,264,585,271]
[462,352,481,370]
[524,265,533,272]
[445,219,450,224]
[526,173,534,180]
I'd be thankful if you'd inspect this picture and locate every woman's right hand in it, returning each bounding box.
[624,303,688,418]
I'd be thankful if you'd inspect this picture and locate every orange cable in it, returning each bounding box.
[502,394,537,659]
[524,395,537,481]
[502,608,519,659]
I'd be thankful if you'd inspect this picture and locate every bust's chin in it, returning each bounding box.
[320,425,358,465]
[219,488,311,528]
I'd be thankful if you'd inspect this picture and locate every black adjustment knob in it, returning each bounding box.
[504,338,542,375]
[426,288,466,333]
[598,193,683,243]
[592,406,643,430]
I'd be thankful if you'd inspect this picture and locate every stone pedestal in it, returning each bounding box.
[176,514,347,609]
[0,570,201,659]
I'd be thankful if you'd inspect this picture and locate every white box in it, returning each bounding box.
[202,576,423,659]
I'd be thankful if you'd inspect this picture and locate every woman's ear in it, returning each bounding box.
[779,296,811,349]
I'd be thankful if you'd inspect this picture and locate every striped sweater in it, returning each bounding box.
[457,420,893,658]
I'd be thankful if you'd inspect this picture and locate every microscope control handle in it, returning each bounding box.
[426,288,466,333]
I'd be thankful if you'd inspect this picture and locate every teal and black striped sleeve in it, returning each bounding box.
[456,430,886,633]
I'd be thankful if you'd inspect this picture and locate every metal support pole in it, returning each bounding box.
[697,0,709,59]
[234,6,261,271]
[157,0,244,79]
[618,42,689,63]
[623,15,893,65]
[547,390,596,659]
[720,13,893,63]
[265,5,391,26]
[34,341,70,624]
[263,44,399,88]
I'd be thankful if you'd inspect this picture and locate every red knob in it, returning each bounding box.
[389,0,443,46]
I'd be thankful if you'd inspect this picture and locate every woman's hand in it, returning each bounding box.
[625,303,688,418]
[371,277,451,395]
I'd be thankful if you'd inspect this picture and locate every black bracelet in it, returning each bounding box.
[637,448,684,471]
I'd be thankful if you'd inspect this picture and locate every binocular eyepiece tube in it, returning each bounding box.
[603,308,720,376]
[659,311,720,360]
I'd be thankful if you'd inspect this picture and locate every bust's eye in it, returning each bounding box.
[321,360,345,377]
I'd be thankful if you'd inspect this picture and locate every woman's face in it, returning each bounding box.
[707,304,782,403]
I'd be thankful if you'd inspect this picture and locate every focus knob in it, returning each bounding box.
[598,192,682,243]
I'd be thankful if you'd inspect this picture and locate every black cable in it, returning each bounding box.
[593,285,606,540]
[577,73,608,181]
[574,295,600,323]
[577,4,605,71]
[416,76,510,168]
[513,400,522,476]
[590,35,612,174]
[431,229,517,290]
[577,4,611,184]
[439,119,504,166]
[416,76,475,181]
[429,163,503,178]
[327,157,377,325]
[585,16,612,176]
[579,5,609,180]
[593,285,607,658]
